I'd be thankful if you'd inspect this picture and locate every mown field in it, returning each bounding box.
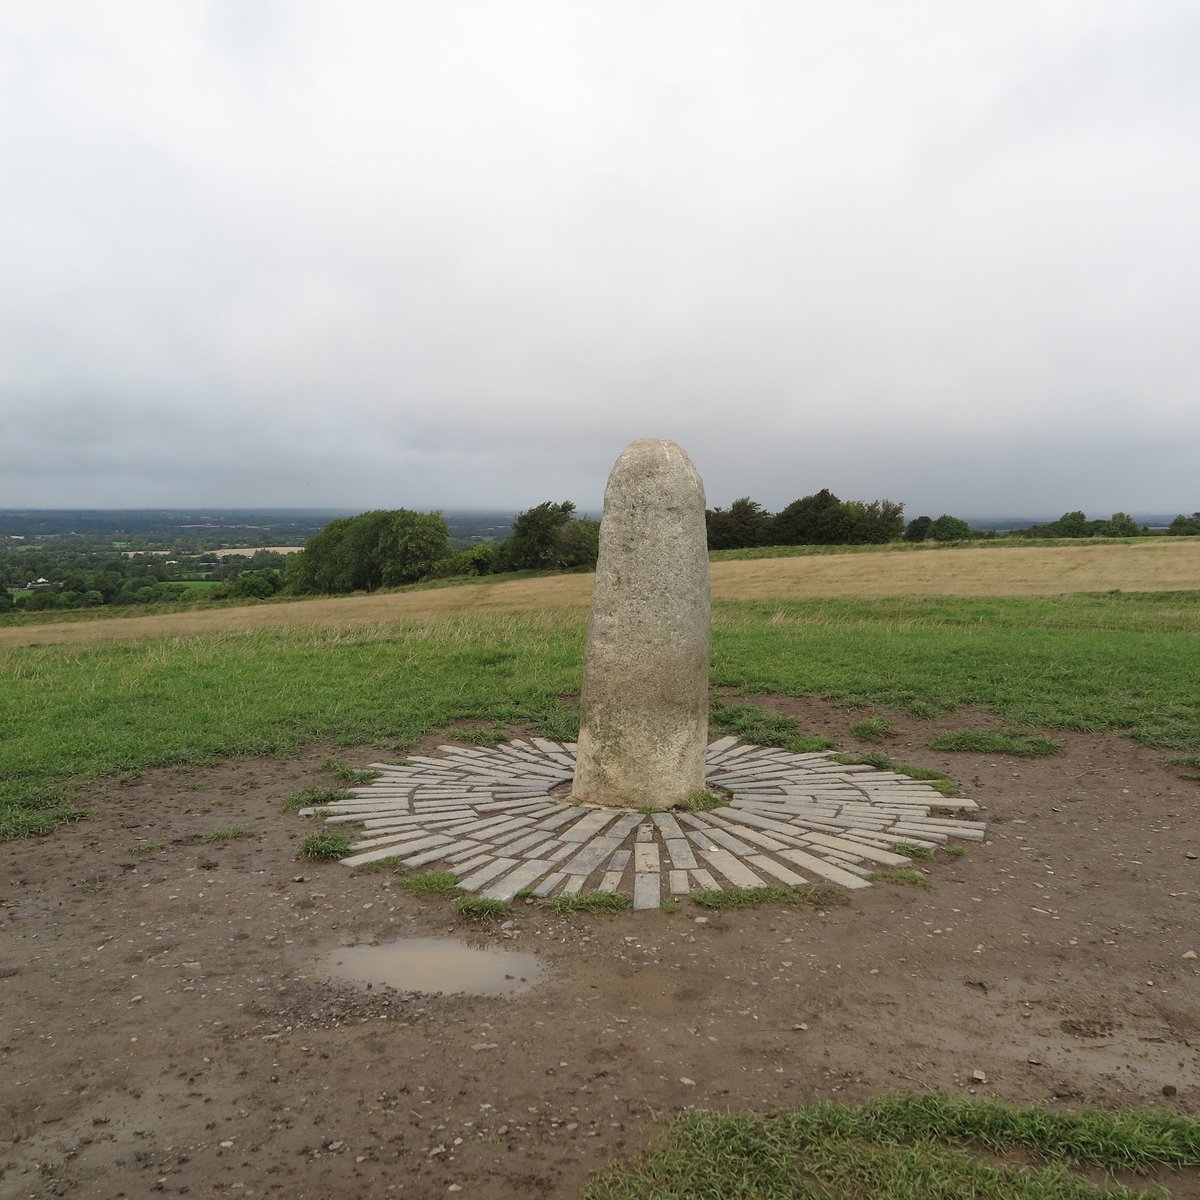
[3,540,1198,840]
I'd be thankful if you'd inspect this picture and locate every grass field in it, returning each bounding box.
[3,570,1198,838]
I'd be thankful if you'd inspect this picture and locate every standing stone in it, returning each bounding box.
[572,439,711,809]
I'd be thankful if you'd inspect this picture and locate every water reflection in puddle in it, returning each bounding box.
[325,938,547,996]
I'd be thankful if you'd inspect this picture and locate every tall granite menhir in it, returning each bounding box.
[571,439,712,809]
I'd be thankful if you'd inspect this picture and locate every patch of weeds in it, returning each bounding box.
[710,702,835,754]
[637,804,665,814]
[281,786,352,814]
[691,884,846,910]
[456,896,511,922]
[128,841,166,856]
[661,900,682,914]
[830,751,958,796]
[851,715,898,743]
[202,827,257,843]
[353,856,404,874]
[296,831,353,861]
[889,841,934,860]
[316,755,382,785]
[545,891,630,916]
[79,878,107,893]
[394,872,461,897]
[944,845,967,858]
[184,782,206,792]
[927,728,1063,758]
[868,867,935,889]
[674,789,728,813]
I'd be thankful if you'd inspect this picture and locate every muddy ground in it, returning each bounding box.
[2,698,1198,1199]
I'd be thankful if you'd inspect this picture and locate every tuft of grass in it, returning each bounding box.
[394,871,461,897]
[851,715,898,743]
[281,786,352,814]
[710,701,835,754]
[868,867,935,889]
[830,751,959,796]
[455,896,511,922]
[581,1094,1200,1200]
[661,899,682,914]
[353,855,404,874]
[691,884,846,910]
[888,841,934,860]
[675,789,728,812]
[944,844,967,858]
[316,755,382,785]
[127,840,166,855]
[545,891,630,915]
[927,728,1064,757]
[296,831,353,861]
[201,826,257,843]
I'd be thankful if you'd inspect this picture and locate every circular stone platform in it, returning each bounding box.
[298,737,986,909]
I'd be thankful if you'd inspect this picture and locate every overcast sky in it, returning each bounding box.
[2,1,1197,519]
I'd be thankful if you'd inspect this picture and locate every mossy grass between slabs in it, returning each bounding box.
[281,786,352,814]
[393,871,461,898]
[580,1094,1200,1200]
[888,841,934,860]
[829,750,959,796]
[675,788,728,813]
[544,891,629,915]
[869,867,935,889]
[691,884,846,910]
[927,728,1064,757]
[296,830,352,861]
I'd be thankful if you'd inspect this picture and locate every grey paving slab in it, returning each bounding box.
[313,739,984,905]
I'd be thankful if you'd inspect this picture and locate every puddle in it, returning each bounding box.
[324,938,547,996]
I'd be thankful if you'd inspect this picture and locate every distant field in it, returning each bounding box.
[2,539,1198,648]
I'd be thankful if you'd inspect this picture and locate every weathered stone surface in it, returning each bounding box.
[572,439,711,808]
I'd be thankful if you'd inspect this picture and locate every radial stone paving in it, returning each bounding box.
[299,738,986,909]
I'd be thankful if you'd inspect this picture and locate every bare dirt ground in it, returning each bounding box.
[5,540,1199,648]
[2,698,1198,1200]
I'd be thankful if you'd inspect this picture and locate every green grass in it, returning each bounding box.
[829,750,959,796]
[710,701,836,753]
[889,841,934,860]
[201,826,257,843]
[393,871,461,897]
[851,715,898,742]
[3,591,1199,840]
[927,729,1064,757]
[296,831,352,861]
[691,884,846,910]
[869,867,936,889]
[455,896,511,922]
[581,1094,1200,1200]
[127,840,166,855]
[352,855,404,873]
[544,891,630,915]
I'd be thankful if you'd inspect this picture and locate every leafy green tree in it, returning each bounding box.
[448,543,497,576]
[377,510,453,585]
[1100,512,1142,537]
[840,499,905,544]
[497,501,577,570]
[927,514,974,542]
[904,515,933,542]
[0,587,14,613]
[556,517,600,568]
[1167,512,1200,535]
[771,489,846,545]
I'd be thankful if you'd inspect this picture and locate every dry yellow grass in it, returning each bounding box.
[3,540,1198,648]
